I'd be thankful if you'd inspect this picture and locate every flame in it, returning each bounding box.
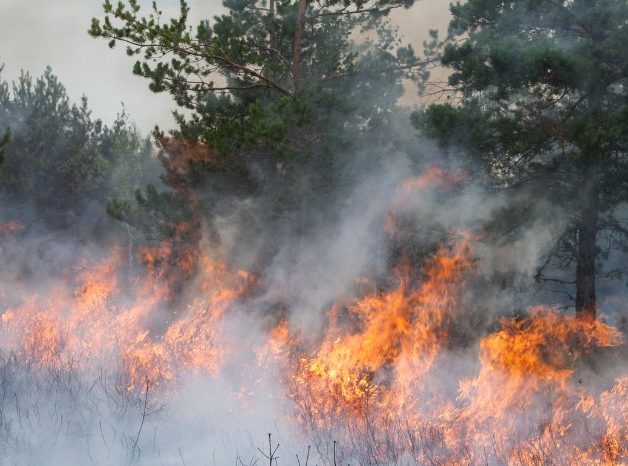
[400,164,468,194]
[385,163,468,239]
[453,310,624,465]
[292,241,473,424]
[0,166,625,464]
[0,244,252,392]
[287,241,625,464]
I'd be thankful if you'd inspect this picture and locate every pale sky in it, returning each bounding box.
[0,0,451,133]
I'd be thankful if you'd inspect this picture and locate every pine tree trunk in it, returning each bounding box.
[269,0,275,46]
[292,0,307,93]
[575,168,598,320]
[575,78,604,321]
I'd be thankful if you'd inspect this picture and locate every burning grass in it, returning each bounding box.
[0,176,625,464]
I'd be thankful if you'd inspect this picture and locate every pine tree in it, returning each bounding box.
[418,0,628,320]
[0,67,152,227]
[90,0,438,264]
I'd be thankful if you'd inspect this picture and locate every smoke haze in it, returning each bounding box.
[0,1,625,465]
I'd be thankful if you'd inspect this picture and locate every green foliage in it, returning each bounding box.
[0,127,9,166]
[0,68,103,211]
[90,0,438,246]
[418,0,628,308]
[90,0,425,159]
[0,67,152,226]
[100,109,154,202]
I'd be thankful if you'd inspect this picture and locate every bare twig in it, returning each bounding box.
[130,376,150,462]
[257,433,279,466]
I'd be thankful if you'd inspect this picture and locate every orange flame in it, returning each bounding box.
[0,166,625,464]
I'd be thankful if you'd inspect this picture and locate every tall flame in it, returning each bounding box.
[0,166,625,464]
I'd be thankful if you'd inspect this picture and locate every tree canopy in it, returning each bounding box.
[90,0,443,268]
[89,0,434,158]
[0,67,152,228]
[418,0,628,319]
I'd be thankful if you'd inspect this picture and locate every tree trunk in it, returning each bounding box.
[269,0,275,46]
[575,78,604,321]
[575,168,598,320]
[292,0,307,93]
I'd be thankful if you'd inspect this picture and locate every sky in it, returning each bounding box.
[0,0,451,133]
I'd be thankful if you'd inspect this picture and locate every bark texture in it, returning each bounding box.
[292,0,307,93]
[575,169,598,320]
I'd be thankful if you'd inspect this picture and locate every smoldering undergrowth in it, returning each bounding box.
[1,138,625,465]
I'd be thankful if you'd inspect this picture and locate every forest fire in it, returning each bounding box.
[0,171,625,464]
[1,0,627,460]
[0,242,252,391]
[289,242,626,464]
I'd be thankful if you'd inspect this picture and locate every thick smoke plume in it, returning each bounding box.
[0,132,625,464]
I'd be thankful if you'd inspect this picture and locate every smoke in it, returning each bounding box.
[0,5,626,466]
[0,111,625,464]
